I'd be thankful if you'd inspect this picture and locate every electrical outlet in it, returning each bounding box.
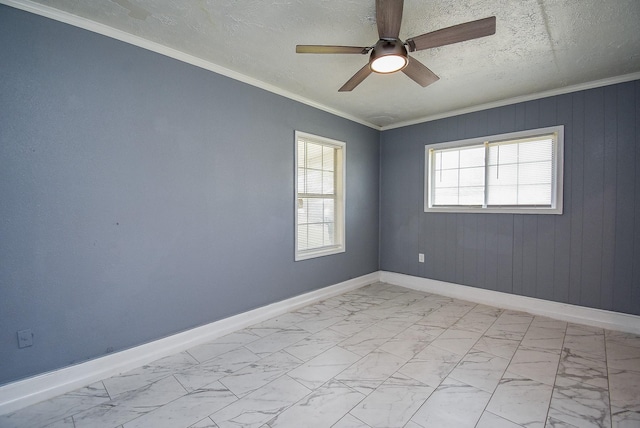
[17,329,33,348]
[418,253,425,263]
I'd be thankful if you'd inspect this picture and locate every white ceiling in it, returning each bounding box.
[7,0,640,129]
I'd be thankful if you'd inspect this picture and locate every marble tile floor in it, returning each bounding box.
[2,282,640,428]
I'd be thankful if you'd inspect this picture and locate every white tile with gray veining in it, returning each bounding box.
[376,324,441,360]
[327,313,377,336]
[408,377,491,427]
[608,367,640,427]
[486,372,553,428]
[334,350,407,395]
[557,347,609,390]
[72,376,188,428]
[448,349,510,393]
[475,411,524,428]
[210,375,310,428]
[102,351,198,398]
[332,413,372,428]
[506,345,561,386]
[266,380,365,428]
[429,327,482,356]
[397,344,463,388]
[122,382,237,428]
[0,382,110,428]
[243,328,309,357]
[287,346,360,390]
[3,282,639,428]
[186,330,261,363]
[189,417,219,427]
[282,327,349,362]
[217,350,302,398]
[174,346,261,392]
[293,309,346,334]
[473,335,521,359]
[349,374,434,428]
[338,324,396,356]
[563,323,606,359]
[547,376,611,428]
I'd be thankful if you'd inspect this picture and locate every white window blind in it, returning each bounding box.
[486,136,554,207]
[295,132,345,260]
[425,126,563,214]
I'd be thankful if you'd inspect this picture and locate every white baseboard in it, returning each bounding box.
[0,272,379,415]
[380,271,640,335]
[4,270,637,415]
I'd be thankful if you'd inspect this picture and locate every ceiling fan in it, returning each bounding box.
[296,0,496,92]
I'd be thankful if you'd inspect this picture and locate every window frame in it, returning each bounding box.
[295,131,346,261]
[424,126,564,214]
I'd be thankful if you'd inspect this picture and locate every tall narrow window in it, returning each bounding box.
[295,131,345,260]
[425,126,563,214]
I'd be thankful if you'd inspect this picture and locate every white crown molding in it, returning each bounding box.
[380,271,640,335]
[381,72,640,131]
[5,0,638,133]
[0,0,381,130]
[0,272,379,415]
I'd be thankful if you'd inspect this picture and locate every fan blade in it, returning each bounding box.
[376,0,404,39]
[296,45,368,54]
[406,16,496,52]
[402,57,439,87]
[339,64,372,92]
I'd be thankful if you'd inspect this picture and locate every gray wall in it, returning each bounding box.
[380,80,640,316]
[2,3,639,389]
[0,6,379,385]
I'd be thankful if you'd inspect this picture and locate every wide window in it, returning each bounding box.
[425,126,563,214]
[295,131,345,260]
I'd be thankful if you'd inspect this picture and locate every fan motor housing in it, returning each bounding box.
[369,39,408,73]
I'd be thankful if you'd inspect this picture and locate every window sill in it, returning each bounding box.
[424,206,563,215]
[295,246,345,261]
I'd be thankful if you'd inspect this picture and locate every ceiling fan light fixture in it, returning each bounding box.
[371,54,407,73]
[369,39,408,74]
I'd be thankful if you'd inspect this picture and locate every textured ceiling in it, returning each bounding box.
[7,0,640,128]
